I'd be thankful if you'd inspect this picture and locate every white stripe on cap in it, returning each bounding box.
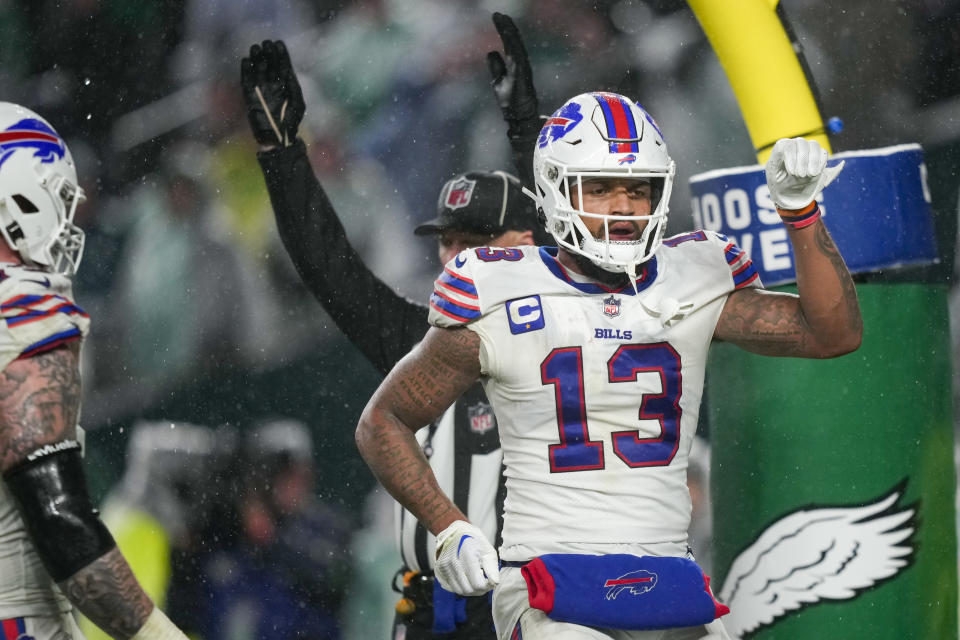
[492,170,509,227]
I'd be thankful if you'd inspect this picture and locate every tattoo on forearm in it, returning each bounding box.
[0,346,81,471]
[367,416,454,530]
[721,293,809,356]
[815,224,863,335]
[59,548,152,640]
[358,328,480,530]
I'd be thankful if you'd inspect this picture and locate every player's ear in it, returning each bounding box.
[517,230,535,246]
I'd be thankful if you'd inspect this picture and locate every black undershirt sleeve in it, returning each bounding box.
[508,118,551,245]
[258,140,430,376]
[509,126,538,194]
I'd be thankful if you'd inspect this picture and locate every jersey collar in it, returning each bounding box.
[538,247,658,296]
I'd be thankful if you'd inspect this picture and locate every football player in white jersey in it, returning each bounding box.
[356,91,861,640]
[0,103,190,639]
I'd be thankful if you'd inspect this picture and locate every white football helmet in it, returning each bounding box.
[532,92,675,279]
[0,102,85,274]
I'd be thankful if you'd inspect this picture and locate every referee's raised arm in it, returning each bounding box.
[242,40,429,375]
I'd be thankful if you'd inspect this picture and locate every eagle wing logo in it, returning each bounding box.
[718,483,917,638]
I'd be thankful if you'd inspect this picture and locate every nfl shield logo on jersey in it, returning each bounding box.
[468,402,496,434]
[602,295,621,318]
[445,177,476,210]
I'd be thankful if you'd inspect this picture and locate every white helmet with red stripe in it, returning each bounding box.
[0,102,85,274]
[531,92,675,278]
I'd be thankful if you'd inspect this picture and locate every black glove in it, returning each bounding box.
[240,40,305,147]
[487,12,540,139]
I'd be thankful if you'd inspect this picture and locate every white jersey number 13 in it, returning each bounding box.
[540,343,682,473]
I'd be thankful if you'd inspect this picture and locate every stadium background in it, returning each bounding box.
[2,0,958,636]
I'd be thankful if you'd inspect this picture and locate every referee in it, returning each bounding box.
[240,24,543,640]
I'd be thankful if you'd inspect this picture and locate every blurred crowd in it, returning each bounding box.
[76,417,358,640]
[5,0,957,423]
[3,0,960,638]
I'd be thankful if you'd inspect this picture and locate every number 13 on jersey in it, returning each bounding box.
[541,342,682,473]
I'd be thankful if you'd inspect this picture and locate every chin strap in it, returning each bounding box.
[625,263,640,294]
[13,238,36,267]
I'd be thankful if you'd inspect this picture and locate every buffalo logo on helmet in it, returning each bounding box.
[445,177,476,210]
[0,118,65,170]
[537,101,584,149]
[604,569,657,600]
[618,154,637,165]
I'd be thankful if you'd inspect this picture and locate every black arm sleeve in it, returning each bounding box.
[508,120,541,193]
[258,141,430,376]
[4,445,116,582]
[509,117,552,245]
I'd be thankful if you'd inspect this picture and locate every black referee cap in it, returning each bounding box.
[414,170,538,236]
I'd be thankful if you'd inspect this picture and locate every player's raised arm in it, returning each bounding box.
[715,137,862,358]
[487,12,541,193]
[242,40,430,374]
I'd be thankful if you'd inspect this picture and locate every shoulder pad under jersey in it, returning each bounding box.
[0,264,90,371]
[428,246,535,328]
[661,230,762,291]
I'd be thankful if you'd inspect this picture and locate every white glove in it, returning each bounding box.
[765,137,844,211]
[434,520,500,596]
[130,606,190,640]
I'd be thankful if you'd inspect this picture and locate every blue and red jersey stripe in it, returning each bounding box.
[430,292,480,323]
[1,617,27,640]
[731,260,759,289]
[724,242,759,288]
[436,268,478,299]
[1,293,51,310]
[2,293,88,328]
[19,327,83,360]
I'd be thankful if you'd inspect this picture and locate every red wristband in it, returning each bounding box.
[777,201,821,229]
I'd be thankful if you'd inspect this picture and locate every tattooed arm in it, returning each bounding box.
[60,550,153,638]
[0,345,83,469]
[715,221,863,358]
[0,344,170,640]
[356,326,482,534]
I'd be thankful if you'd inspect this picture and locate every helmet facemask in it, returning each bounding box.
[45,170,86,275]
